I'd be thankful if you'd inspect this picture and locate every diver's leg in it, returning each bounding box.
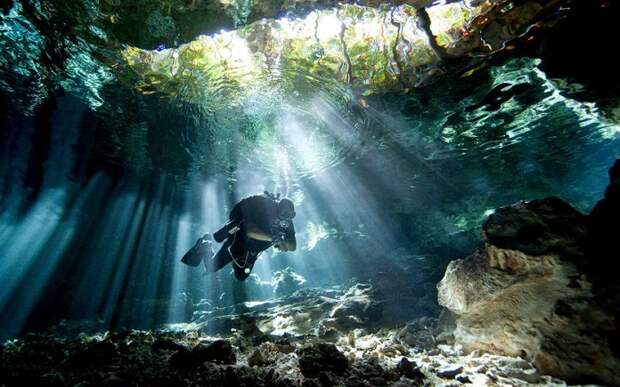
[233,265,251,281]
[206,239,233,272]
[232,252,257,281]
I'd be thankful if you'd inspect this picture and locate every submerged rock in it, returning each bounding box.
[437,182,620,385]
[588,158,620,282]
[396,357,424,382]
[395,317,440,349]
[193,339,236,364]
[151,338,186,353]
[71,340,118,367]
[192,282,382,338]
[1,316,582,386]
[297,343,349,378]
[247,348,266,367]
[246,340,297,369]
[272,268,307,297]
[328,283,383,330]
[483,196,587,259]
[436,364,462,379]
[169,339,236,368]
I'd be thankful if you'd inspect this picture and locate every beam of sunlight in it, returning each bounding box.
[0,189,69,311]
[168,210,193,323]
[0,173,106,337]
[100,192,149,325]
[167,178,226,322]
[113,179,171,328]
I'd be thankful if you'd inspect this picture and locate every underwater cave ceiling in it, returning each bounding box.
[98,0,441,49]
[22,0,526,50]
[121,0,561,102]
[114,0,572,178]
[3,0,569,106]
[3,0,611,180]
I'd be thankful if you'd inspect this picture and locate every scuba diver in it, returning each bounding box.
[181,192,297,280]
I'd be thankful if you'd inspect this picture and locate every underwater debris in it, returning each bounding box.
[437,363,463,379]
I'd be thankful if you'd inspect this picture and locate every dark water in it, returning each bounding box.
[1,0,619,339]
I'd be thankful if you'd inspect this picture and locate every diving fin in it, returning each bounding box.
[181,234,213,267]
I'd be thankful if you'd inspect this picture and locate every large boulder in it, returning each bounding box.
[437,193,620,385]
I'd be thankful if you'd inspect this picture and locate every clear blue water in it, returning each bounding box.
[0,0,618,339]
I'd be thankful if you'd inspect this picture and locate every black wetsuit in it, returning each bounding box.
[209,195,296,280]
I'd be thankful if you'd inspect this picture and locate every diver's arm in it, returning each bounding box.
[278,223,297,251]
[278,238,296,252]
[246,222,296,251]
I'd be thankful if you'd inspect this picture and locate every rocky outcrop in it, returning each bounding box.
[437,159,620,385]
[395,357,424,382]
[168,339,236,368]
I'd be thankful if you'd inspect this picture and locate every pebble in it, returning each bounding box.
[455,373,471,383]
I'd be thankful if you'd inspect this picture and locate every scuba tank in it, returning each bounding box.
[213,220,241,243]
[214,191,279,243]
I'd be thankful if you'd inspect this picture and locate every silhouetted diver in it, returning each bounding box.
[181,192,297,280]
